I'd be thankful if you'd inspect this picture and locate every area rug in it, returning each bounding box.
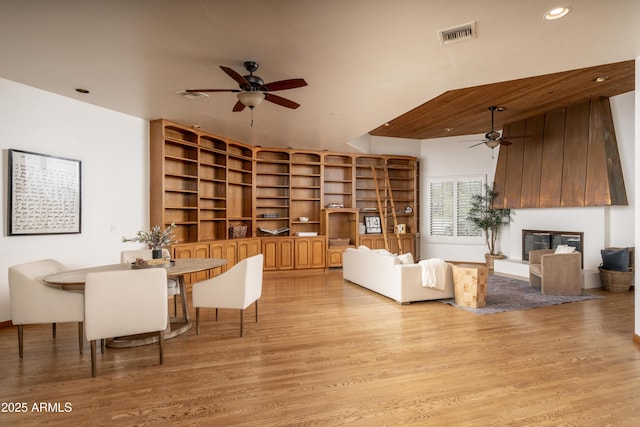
[442,274,603,315]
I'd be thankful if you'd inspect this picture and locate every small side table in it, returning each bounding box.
[452,264,489,308]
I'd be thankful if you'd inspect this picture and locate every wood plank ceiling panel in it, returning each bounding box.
[492,151,508,208]
[561,101,591,207]
[494,97,628,209]
[538,108,566,208]
[369,60,635,141]
[520,115,545,208]
[502,121,526,208]
[585,97,628,206]
[585,97,612,205]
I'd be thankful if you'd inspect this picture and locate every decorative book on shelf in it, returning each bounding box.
[259,227,290,235]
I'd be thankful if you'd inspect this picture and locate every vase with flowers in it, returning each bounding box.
[122,223,177,259]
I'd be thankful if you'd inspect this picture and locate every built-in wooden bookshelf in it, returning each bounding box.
[255,148,290,237]
[322,153,353,209]
[290,150,322,236]
[150,119,419,269]
[226,140,254,237]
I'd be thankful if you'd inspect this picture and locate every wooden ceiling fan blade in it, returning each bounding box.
[232,100,246,112]
[186,89,240,93]
[467,141,487,148]
[220,65,250,86]
[261,78,308,92]
[265,93,300,109]
[500,140,513,146]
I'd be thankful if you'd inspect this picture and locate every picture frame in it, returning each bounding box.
[8,149,82,235]
[364,216,382,234]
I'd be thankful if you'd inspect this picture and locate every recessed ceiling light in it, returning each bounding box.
[444,127,454,132]
[384,123,390,127]
[75,88,90,94]
[544,6,572,20]
[192,124,201,129]
[594,75,609,82]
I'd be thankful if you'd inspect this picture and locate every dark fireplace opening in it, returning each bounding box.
[522,229,583,266]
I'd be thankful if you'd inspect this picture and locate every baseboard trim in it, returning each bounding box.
[0,320,13,329]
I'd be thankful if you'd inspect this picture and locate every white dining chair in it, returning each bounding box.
[121,249,180,315]
[192,254,263,337]
[84,268,168,377]
[8,259,84,358]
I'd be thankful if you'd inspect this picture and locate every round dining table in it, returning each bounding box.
[43,257,227,347]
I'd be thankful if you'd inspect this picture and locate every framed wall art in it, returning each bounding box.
[364,216,382,234]
[8,149,82,235]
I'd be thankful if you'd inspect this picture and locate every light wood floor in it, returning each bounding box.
[0,269,638,426]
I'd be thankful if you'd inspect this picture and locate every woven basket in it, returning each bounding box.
[228,224,247,239]
[599,268,633,292]
[329,237,350,247]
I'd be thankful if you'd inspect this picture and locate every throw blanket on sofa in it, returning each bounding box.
[418,259,448,290]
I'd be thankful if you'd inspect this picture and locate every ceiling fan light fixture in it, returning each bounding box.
[485,140,500,149]
[544,6,572,20]
[237,91,265,108]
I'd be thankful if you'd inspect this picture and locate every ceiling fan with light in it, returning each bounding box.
[467,106,513,150]
[185,61,307,125]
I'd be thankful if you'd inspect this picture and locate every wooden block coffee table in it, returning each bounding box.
[452,263,489,308]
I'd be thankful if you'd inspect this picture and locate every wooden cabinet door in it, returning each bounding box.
[295,237,326,269]
[294,238,312,269]
[224,241,238,270]
[309,237,326,268]
[210,241,235,276]
[172,243,209,284]
[238,238,261,261]
[327,248,344,267]
[261,238,279,271]
[359,235,386,250]
[278,238,295,270]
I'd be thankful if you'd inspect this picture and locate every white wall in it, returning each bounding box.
[0,78,149,322]
[367,135,421,157]
[418,133,500,262]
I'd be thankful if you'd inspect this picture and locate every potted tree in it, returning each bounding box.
[467,183,513,269]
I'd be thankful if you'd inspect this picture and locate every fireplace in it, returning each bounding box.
[522,229,583,266]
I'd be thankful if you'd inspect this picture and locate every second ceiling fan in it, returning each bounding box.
[467,106,513,149]
[186,61,307,113]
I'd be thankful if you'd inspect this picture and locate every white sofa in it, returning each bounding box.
[342,247,454,304]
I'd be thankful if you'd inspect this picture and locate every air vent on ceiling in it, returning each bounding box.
[176,90,209,99]
[437,21,476,46]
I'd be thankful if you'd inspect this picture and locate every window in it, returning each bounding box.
[428,175,484,243]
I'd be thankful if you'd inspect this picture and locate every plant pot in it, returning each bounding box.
[152,249,163,259]
[484,253,506,270]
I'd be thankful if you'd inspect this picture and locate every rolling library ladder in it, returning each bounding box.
[371,165,404,254]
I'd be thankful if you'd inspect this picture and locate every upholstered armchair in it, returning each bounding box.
[529,249,582,295]
[192,254,264,337]
[84,268,168,377]
[8,259,84,358]
[121,249,180,315]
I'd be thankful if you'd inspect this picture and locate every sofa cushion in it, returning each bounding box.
[601,247,630,272]
[396,253,414,265]
[374,248,395,256]
[555,245,576,254]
